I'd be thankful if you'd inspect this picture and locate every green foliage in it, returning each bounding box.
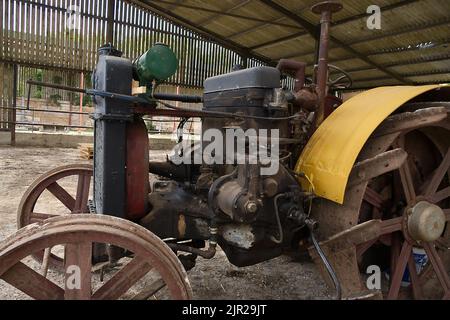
[33,69,44,99]
[48,94,62,106]
[144,120,156,131]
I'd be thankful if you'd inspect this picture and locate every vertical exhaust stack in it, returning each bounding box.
[311,1,343,128]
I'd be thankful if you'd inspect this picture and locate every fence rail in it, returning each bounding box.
[1,0,256,88]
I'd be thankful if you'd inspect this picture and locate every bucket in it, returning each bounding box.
[384,247,428,286]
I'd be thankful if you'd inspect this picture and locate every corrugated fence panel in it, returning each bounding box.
[0,63,14,130]
[1,0,251,88]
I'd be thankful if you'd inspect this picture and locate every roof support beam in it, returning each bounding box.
[148,0,300,28]
[344,69,450,84]
[197,0,252,26]
[259,0,411,84]
[302,50,450,72]
[322,55,450,80]
[270,15,450,62]
[131,0,273,65]
[250,31,309,50]
[250,0,420,50]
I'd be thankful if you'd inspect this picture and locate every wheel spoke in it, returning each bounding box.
[407,253,423,299]
[430,186,450,204]
[30,212,58,224]
[40,247,51,277]
[444,209,450,221]
[73,174,91,213]
[364,187,385,210]
[0,262,64,300]
[398,162,416,205]
[394,137,416,204]
[356,238,378,257]
[390,233,401,276]
[132,278,166,300]
[387,241,412,300]
[92,255,153,300]
[422,242,450,298]
[64,242,92,300]
[424,148,450,197]
[380,217,403,235]
[47,182,76,211]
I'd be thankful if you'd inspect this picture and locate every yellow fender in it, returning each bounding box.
[295,84,449,204]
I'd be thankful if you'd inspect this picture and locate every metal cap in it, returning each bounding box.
[311,1,343,14]
[407,201,446,242]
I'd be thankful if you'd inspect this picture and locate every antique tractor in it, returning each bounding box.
[1,1,449,300]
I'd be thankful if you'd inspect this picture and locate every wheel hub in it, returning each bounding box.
[407,201,446,242]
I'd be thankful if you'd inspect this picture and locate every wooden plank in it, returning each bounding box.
[1,262,64,300]
[64,242,92,299]
[0,1,3,59]
[92,256,152,300]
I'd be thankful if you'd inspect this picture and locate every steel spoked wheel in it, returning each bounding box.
[0,214,193,300]
[17,164,93,269]
[310,105,450,299]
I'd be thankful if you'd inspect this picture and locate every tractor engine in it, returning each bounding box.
[141,66,311,266]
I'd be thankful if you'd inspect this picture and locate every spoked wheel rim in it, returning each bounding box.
[0,214,193,300]
[17,164,93,268]
[310,105,450,299]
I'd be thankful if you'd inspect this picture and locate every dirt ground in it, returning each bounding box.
[0,146,330,300]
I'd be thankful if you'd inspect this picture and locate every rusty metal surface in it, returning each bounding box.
[0,214,193,300]
[311,1,342,129]
[126,118,150,221]
[309,105,450,299]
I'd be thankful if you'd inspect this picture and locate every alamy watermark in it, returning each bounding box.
[366,265,381,290]
[66,5,81,31]
[367,5,381,30]
[65,265,82,290]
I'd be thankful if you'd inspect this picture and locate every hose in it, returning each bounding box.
[270,193,285,244]
[158,100,302,121]
[167,243,216,259]
[306,219,342,300]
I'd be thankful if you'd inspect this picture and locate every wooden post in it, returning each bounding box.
[240,54,248,69]
[79,72,84,130]
[11,64,18,146]
[106,0,115,45]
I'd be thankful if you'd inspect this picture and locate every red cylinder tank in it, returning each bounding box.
[126,117,150,220]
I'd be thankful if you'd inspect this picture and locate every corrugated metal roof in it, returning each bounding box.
[132,0,450,89]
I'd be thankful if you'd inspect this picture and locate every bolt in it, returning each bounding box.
[245,201,258,214]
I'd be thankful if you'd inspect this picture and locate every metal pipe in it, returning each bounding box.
[316,10,331,119]
[152,92,203,103]
[276,59,306,91]
[0,121,92,129]
[26,79,32,110]
[311,1,343,129]
[1,106,90,116]
[167,243,216,259]
[26,80,300,120]
[27,80,86,93]
[26,80,203,103]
